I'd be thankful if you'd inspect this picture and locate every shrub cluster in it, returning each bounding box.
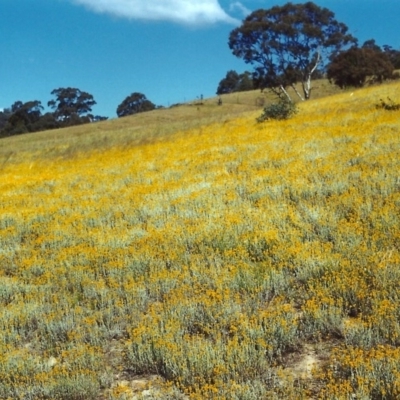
[257,98,298,122]
[376,97,400,111]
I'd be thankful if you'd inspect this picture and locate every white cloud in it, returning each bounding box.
[72,0,239,25]
[229,1,251,17]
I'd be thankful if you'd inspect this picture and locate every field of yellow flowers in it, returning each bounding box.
[1,82,400,399]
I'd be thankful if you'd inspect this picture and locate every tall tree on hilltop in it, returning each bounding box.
[228,2,356,100]
[48,87,96,126]
[116,92,156,117]
[217,70,241,95]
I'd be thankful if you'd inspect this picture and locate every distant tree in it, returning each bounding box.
[11,101,24,113]
[33,112,59,132]
[361,40,400,70]
[217,70,240,94]
[2,100,44,136]
[0,108,12,131]
[236,72,254,92]
[48,87,96,126]
[362,39,382,53]
[216,70,254,95]
[90,115,109,122]
[116,92,156,117]
[327,46,394,88]
[383,45,400,69]
[228,2,356,100]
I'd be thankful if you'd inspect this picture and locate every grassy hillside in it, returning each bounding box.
[0,78,341,164]
[0,81,400,399]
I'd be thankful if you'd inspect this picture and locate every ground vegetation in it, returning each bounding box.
[0,82,399,398]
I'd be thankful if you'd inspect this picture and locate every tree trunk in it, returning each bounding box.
[302,51,321,100]
[302,75,312,100]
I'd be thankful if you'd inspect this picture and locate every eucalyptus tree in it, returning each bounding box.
[116,92,156,117]
[229,2,356,100]
[327,47,394,88]
[48,87,96,126]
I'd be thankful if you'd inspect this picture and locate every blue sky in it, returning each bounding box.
[1,0,399,118]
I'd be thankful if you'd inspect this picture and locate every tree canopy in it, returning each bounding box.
[116,92,156,118]
[216,70,254,95]
[0,108,12,132]
[0,88,108,138]
[361,40,400,69]
[1,100,44,136]
[382,45,400,69]
[327,46,394,88]
[362,39,382,53]
[228,1,356,100]
[48,87,96,126]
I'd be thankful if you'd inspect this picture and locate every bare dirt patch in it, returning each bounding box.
[282,340,340,399]
[288,343,321,380]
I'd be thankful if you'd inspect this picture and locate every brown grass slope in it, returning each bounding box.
[0,78,342,164]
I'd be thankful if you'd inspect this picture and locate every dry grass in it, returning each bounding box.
[0,78,342,165]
